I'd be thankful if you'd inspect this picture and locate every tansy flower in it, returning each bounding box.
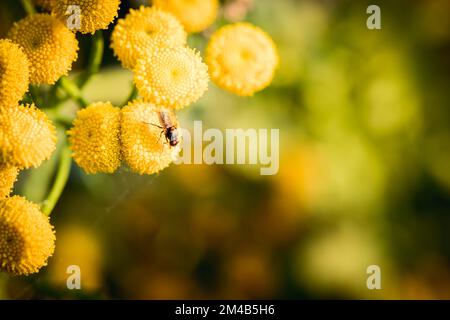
[111,6,187,69]
[34,0,54,11]
[0,39,30,106]
[7,14,79,85]
[0,164,19,199]
[120,100,181,175]
[206,22,278,96]
[0,196,55,275]
[68,102,121,174]
[52,0,121,34]
[134,46,209,110]
[0,104,57,169]
[152,0,219,33]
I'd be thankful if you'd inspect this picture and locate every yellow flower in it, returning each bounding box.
[0,164,19,199]
[0,104,57,169]
[68,102,121,174]
[152,0,218,33]
[0,196,55,275]
[111,6,187,69]
[34,0,54,11]
[120,100,180,175]
[206,22,279,96]
[52,0,121,34]
[7,14,79,85]
[134,46,209,110]
[0,39,30,107]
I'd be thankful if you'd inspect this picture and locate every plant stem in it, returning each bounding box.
[20,0,36,15]
[59,77,89,107]
[41,144,72,216]
[78,31,104,87]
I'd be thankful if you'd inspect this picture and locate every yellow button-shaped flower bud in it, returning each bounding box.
[152,0,219,33]
[206,22,279,96]
[0,196,55,275]
[68,102,121,174]
[0,39,30,106]
[53,0,121,34]
[134,46,209,110]
[0,104,57,169]
[111,6,187,69]
[7,14,79,85]
[0,164,19,199]
[120,100,180,175]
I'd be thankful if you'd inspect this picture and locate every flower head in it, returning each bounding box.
[0,164,19,199]
[7,14,79,85]
[0,39,30,106]
[0,104,57,169]
[68,102,121,174]
[206,22,278,96]
[120,100,180,175]
[0,196,55,275]
[111,6,187,69]
[152,0,218,33]
[134,46,209,109]
[52,0,121,34]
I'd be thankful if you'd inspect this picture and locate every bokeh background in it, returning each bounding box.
[1,0,450,299]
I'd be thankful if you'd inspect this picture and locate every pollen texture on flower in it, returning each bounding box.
[0,196,55,275]
[0,39,30,106]
[7,14,79,85]
[0,164,19,199]
[68,102,121,174]
[111,6,187,69]
[120,100,180,175]
[152,0,218,33]
[206,22,279,96]
[52,0,121,34]
[134,46,209,110]
[34,0,54,11]
[0,104,57,169]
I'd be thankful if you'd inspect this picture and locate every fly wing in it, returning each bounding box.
[159,109,177,128]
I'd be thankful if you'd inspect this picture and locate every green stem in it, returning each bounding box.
[59,77,89,107]
[41,145,72,216]
[20,0,36,15]
[78,31,104,87]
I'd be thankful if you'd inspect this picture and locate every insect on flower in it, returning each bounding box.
[146,110,180,147]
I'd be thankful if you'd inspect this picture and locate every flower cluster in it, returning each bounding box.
[0,0,122,275]
[68,100,180,175]
[0,0,278,277]
[0,26,58,275]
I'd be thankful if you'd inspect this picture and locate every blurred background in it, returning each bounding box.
[1,0,450,299]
